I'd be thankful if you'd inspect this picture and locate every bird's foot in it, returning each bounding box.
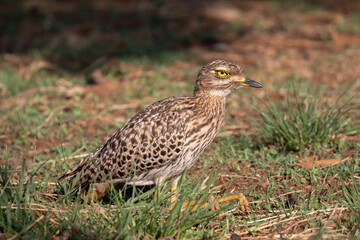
[216,192,250,213]
[169,193,249,213]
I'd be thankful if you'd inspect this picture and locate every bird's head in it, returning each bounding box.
[194,60,263,96]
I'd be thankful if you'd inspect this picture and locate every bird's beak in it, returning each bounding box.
[234,77,263,88]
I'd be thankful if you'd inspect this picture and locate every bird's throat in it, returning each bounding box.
[193,91,227,120]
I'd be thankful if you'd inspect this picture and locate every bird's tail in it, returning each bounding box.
[58,154,92,182]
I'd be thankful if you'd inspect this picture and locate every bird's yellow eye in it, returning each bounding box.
[216,70,228,77]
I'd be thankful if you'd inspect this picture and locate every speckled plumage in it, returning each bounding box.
[59,60,263,199]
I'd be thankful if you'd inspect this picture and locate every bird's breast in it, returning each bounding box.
[179,103,225,169]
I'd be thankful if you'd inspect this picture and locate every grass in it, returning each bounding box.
[342,174,360,230]
[1,52,359,239]
[0,154,229,239]
[256,82,354,152]
[2,135,358,239]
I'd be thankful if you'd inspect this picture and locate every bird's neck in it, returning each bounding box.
[192,91,227,119]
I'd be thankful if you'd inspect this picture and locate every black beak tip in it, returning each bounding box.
[245,78,263,88]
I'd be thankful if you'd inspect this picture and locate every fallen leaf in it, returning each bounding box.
[295,157,352,170]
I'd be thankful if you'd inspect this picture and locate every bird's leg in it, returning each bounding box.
[170,176,180,204]
[164,176,181,212]
[166,176,180,211]
[180,196,219,211]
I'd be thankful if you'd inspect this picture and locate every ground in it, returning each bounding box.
[0,0,360,239]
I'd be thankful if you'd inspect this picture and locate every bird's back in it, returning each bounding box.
[59,94,225,186]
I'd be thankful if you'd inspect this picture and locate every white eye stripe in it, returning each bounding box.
[213,79,232,85]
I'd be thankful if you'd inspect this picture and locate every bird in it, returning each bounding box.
[58,60,263,210]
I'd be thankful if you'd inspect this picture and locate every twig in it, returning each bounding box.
[1,202,146,214]
[236,207,348,236]
[25,111,55,136]
[281,217,310,234]
[8,215,45,240]
[1,205,55,212]
[70,146,85,157]
[200,176,210,190]
[219,174,260,180]
[48,218,60,225]
[0,170,17,199]
[11,181,57,187]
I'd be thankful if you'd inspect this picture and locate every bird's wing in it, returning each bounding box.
[58,97,192,185]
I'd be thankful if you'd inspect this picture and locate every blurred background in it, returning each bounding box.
[1,0,360,78]
[1,0,359,165]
